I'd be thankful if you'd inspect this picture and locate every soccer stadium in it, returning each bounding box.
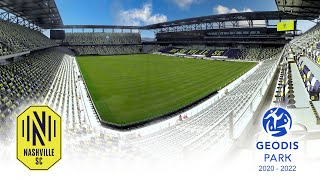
[0,0,320,168]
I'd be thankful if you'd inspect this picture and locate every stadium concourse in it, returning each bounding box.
[0,0,319,162]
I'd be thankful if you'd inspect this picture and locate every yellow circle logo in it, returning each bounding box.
[17,106,62,170]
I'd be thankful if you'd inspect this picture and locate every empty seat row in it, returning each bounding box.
[65,33,141,45]
[0,20,56,56]
[0,48,64,140]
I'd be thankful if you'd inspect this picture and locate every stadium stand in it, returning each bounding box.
[270,22,320,131]
[71,45,141,55]
[0,48,64,140]
[126,54,281,158]
[290,23,320,102]
[64,32,142,55]
[65,32,141,45]
[63,127,121,160]
[223,49,243,59]
[160,47,228,57]
[142,45,165,54]
[0,20,56,55]
[1,1,320,161]
[273,54,296,107]
[159,46,282,61]
[239,48,283,61]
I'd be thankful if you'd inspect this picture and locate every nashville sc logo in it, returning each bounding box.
[17,106,62,170]
[262,107,292,137]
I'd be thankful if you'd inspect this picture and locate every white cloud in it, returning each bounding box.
[214,5,253,14]
[172,0,201,9]
[119,3,167,26]
[213,5,265,27]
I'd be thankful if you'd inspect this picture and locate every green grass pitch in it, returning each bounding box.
[77,54,257,125]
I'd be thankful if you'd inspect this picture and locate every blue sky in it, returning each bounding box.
[52,0,315,37]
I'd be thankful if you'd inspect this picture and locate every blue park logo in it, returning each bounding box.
[263,108,292,137]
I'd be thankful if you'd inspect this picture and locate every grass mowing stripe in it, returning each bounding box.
[77,54,257,125]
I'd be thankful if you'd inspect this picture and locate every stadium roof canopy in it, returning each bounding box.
[53,25,140,30]
[0,0,63,29]
[141,11,315,30]
[275,0,320,18]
